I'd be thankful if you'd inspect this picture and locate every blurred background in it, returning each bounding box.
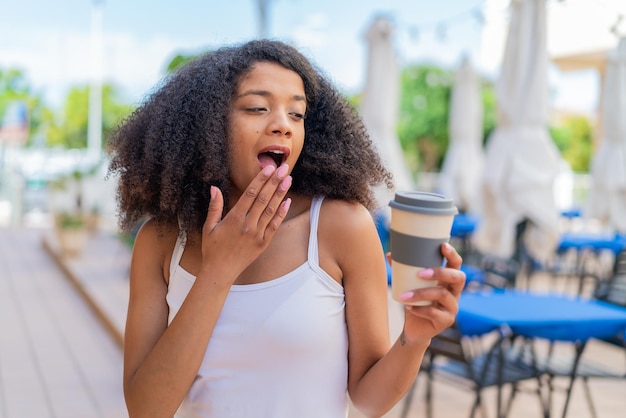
[0,0,624,233]
[4,2,626,416]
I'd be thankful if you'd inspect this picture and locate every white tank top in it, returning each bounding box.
[167,196,349,418]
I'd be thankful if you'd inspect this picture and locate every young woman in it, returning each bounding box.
[108,39,464,418]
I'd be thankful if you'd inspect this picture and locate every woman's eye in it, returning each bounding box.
[247,107,267,113]
[290,112,305,120]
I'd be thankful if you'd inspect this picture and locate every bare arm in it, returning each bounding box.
[123,165,292,417]
[122,220,233,417]
[331,204,465,417]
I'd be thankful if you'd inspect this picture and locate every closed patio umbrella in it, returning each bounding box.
[473,0,564,263]
[586,37,626,233]
[438,56,484,214]
[360,16,414,210]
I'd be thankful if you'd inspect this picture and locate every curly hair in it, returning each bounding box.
[108,39,393,235]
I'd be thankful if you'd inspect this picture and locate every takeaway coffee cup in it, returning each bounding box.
[389,191,458,306]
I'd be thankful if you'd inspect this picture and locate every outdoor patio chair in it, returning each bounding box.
[400,323,542,418]
[593,248,626,347]
[479,254,521,290]
[510,218,589,293]
[523,337,625,418]
[461,253,521,291]
[519,251,626,418]
[594,248,626,307]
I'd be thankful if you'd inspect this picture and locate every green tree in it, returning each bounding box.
[0,69,30,115]
[48,84,133,149]
[549,115,594,172]
[0,68,48,146]
[397,64,496,173]
[166,53,199,73]
[397,65,451,172]
[481,80,497,145]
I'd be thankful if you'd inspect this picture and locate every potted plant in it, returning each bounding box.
[49,162,101,257]
[54,211,88,257]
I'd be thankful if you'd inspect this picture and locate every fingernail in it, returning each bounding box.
[276,164,289,178]
[444,242,453,251]
[398,291,414,301]
[262,165,275,176]
[210,186,217,199]
[418,268,434,279]
[279,176,292,191]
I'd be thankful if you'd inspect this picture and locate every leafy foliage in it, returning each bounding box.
[481,81,497,144]
[398,65,452,172]
[1,67,132,149]
[166,53,199,73]
[0,69,31,112]
[397,64,497,174]
[46,84,133,149]
[549,115,594,172]
[0,68,46,145]
[55,212,87,229]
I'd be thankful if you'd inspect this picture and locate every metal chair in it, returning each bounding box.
[525,340,624,418]
[593,248,626,350]
[479,254,521,290]
[594,248,626,307]
[523,251,626,418]
[401,323,542,418]
[461,252,521,291]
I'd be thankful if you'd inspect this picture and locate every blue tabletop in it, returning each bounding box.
[457,290,626,342]
[560,207,582,218]
[558,232,626,254]
[451,213,480,238]
[460,264,485,287]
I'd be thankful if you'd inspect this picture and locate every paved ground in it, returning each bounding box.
[2,225,626,417]
[0,227,126,418]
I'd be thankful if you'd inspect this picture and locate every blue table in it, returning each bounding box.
[557,232,626,295]
[457,290,626,417]
[460,264,485,288]
[374,211,390,252]
[458,290,626,341]
[560,207,582,219]
[450,213,480,257]
[451,213,480,239]
[558,232,626,255]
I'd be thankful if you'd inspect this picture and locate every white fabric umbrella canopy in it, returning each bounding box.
[586,37,626,233]
[473,0,564,263]
[360,16,414,211]
[438,56,484,214]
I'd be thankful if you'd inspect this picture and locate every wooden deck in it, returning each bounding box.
[0,227,126,418]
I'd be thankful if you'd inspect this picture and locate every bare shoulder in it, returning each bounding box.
[318,199,383,273]
[131,218,179,283]
[134,218,178,253]
[319,198,376,234]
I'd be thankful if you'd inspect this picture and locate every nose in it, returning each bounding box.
[267,111,292,138]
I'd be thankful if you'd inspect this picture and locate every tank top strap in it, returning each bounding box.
[307,196,325,265]
[169,232,187,278]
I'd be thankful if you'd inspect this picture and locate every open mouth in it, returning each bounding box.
[258,149,288,169]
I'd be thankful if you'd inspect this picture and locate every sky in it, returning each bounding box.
[1,0,625,113]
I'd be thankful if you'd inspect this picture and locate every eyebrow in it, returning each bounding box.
[236,89,306,102]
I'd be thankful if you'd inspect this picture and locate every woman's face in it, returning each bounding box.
[228,61,306,196]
